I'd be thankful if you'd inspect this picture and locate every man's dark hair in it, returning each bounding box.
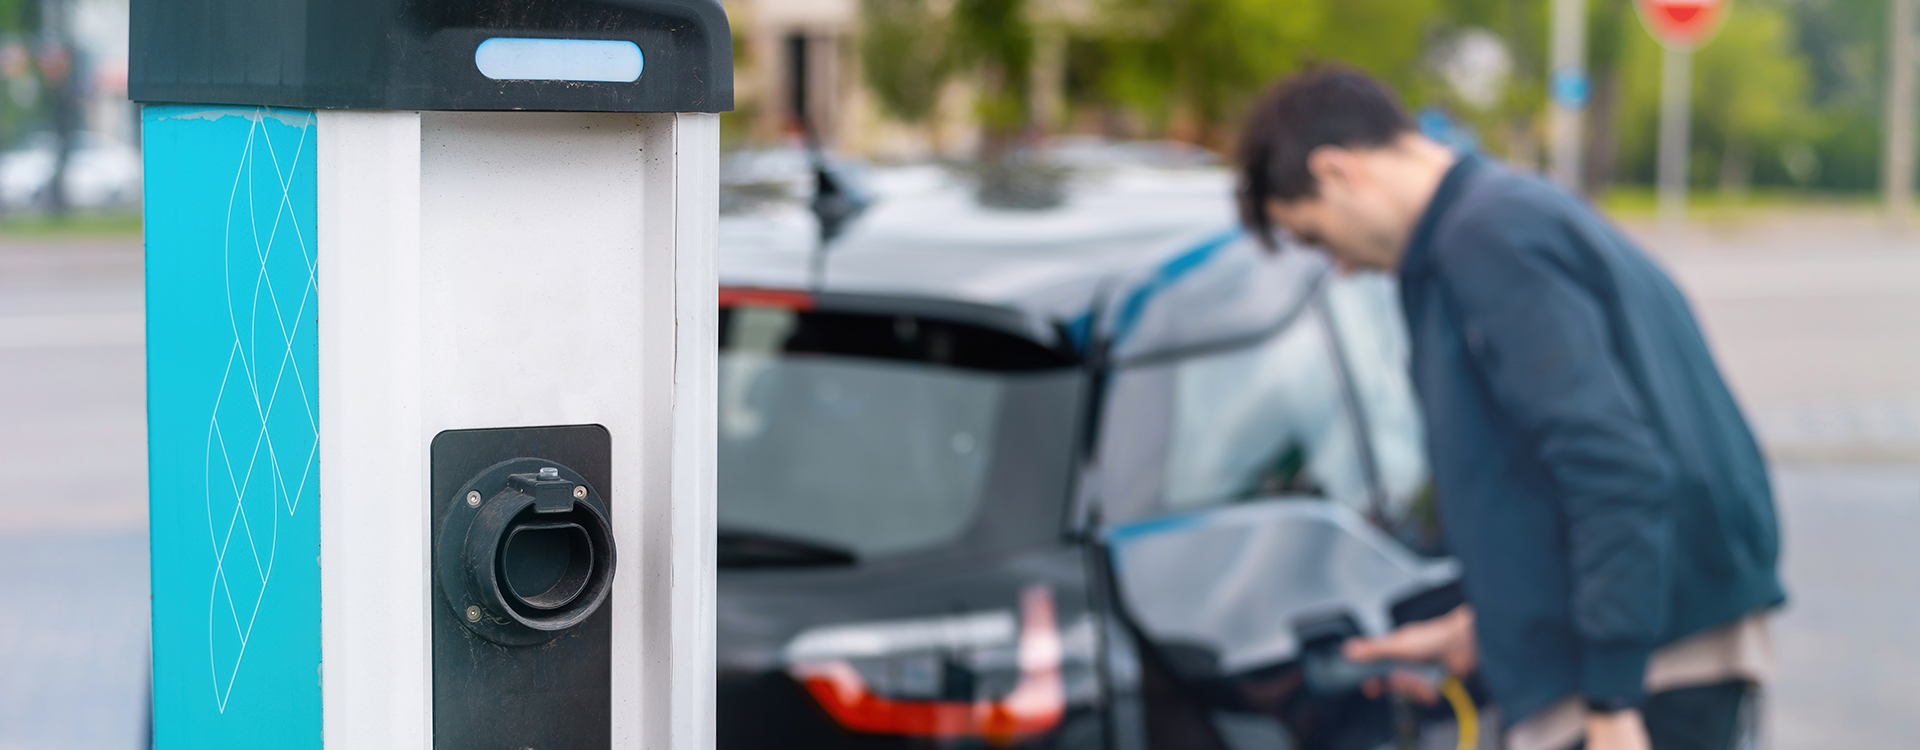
[1236,65,1415,246]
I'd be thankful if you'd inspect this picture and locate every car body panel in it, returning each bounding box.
[1105,499,1459,681]
[720,166,1241,353]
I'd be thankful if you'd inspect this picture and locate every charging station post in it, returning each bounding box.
[132,2,730,748]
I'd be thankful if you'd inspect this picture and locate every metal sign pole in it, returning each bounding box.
[1657,45,1693,235]
[1550,0,1590,190]
[1634,0,1731,237]
[1886,0,1916,225]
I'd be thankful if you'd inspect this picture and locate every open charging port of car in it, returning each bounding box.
[1295,612,1444,697]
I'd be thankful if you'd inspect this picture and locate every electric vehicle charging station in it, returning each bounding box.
[133,1,728,748]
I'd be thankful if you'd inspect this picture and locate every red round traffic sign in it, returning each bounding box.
[1634,0,1733,50]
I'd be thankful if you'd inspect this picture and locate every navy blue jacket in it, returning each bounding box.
[1398,155,1786,722]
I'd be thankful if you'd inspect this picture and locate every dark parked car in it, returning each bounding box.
[716,164,1472,750]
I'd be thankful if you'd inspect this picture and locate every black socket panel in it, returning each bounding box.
[430,425,613,750]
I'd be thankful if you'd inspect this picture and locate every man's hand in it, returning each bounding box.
[1341,605,1477,705]
[1585,709,1651,750]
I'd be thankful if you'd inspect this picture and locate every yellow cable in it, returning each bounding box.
[1440,676,1479,750]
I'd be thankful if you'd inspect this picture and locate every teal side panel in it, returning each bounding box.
[145,105,321,749]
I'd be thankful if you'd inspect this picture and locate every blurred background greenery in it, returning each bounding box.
[0,0,137,231]
[725,0,1900,203]
[0,0,1896,230]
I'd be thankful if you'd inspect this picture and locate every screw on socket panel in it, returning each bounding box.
[466,491,481,508]
[573,485,587,500]
[466,606,482,622]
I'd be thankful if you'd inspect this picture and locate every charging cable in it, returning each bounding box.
[1440,675,1479,750]
[1303,649,1479,749]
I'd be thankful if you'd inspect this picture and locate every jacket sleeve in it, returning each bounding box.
[1433,201,1678,706]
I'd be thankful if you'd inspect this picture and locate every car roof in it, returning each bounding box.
[718,163,1331,361]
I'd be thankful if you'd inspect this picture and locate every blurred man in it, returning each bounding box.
[1234,66,1785,750]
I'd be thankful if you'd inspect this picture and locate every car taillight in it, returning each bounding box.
[719,287,815,310]
[788,586,1065,745]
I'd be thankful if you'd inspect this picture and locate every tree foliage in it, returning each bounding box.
[1080,0,1462,144]
[1088,0,1322,140]
[852,0,1887,193]
[860,0,1039,156]
[1613,0,1824,191]
[952,0,1037,141]
[1695,5,1811,181]
[860,0,954,124]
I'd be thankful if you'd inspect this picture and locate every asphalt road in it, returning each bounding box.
[1626,214,1920,746]
[0,239,148,750]
[1637,213,1920,465]
[0,216,1913,749]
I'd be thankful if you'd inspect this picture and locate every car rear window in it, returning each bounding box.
[718,305,1082,566]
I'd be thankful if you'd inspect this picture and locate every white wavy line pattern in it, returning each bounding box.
[202,106,316,714]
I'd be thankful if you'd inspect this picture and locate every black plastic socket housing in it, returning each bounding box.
[442,459,615,644]
[429,425,614,750]
[130,0,732,112]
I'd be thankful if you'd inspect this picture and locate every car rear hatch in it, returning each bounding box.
[716,289,1104,749]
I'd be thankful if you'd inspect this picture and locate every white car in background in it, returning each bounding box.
[0,131,142,210]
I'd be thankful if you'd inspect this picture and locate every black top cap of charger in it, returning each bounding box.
[130,0,731,113]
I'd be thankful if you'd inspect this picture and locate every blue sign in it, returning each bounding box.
[1551,66,1591,109]
[145,105,321,750]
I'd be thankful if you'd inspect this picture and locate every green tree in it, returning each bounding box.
[860,0,954,124]
[1088,0,1323,144]
[0,0,43,218]
[1783,0,1892,191]
[1696,5,1810,194]
[951,0,1036,158]
[1582,0,1633,194]
[860,0,1040,160]
[1076,0,1572,151]
[1425,0,1548,167]
[1613,1,1814,194]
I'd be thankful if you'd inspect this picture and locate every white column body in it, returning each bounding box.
[318,110,720,750]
